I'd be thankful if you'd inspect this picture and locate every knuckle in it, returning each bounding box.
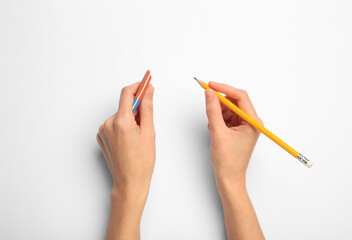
[206,110,214,117]
[207,110,218,118]
[103,119,113,132]
[99,124,104,133]
[240,89,248,96]
[121,86,129,95]
[96,134,104,147]
[206,105,216,114]
[113,118,123,129]
[255,115,263,125]
[113,117,128,130]
[116,111,130,119]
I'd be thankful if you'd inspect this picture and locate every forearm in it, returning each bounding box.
[106,187,149,240]
[216,176,264,240]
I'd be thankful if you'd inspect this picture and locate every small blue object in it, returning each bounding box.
[132,97,141,113]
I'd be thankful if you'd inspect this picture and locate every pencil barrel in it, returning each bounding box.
[215,92,299,158]
[132,97,140,113]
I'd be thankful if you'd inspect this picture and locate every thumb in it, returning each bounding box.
[205,89,226,132]
[139,85,155,135]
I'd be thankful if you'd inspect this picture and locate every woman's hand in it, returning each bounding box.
[205,81,263,186]
[204,81,264,240]
[97,82,155,240]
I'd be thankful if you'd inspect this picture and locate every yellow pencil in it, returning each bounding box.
[194,77,312,168]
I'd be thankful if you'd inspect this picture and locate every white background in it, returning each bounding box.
[1,0,352,239]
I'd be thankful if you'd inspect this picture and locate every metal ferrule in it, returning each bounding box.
[296,154,310,167]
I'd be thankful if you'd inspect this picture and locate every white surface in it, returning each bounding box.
[1,0,352,239]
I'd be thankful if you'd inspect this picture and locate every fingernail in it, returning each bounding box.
[209,81,217,85]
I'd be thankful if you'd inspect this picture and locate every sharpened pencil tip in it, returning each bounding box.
[193,76,203,86]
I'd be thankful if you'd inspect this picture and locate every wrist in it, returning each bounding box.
[215,174,247,201]
[106,185,149,239]
[111,182,150,209]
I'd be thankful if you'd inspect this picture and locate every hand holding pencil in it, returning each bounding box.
[97,80,155,240]
[202,81,265,239]
[203,81,263,181]
[194,77,312,168]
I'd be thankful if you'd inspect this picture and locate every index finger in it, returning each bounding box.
[208,81,260,119]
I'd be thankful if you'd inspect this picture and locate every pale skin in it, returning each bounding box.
[97,82,155,240]
[97,81,264,240]
[205,81,265,240]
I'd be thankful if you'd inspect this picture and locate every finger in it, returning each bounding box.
[98,117,114,155]
[97,133,116,179]
[97,124,111,155]
[117,82,141,115]
[205,89,227,131]
[97,132,110,165]
[222,97,238,123]
[208,82,259,119]
[139,85,155,134]
[96,132,104,148]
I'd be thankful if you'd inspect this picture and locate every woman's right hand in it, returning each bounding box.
[204,81,265,240]
[204,81,263,186]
